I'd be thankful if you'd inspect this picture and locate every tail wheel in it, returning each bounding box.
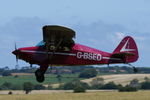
[35,69,45,83]
[133,67,138,73]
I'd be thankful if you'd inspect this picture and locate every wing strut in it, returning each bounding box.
[46,38,63,60]
[46,38,63,70]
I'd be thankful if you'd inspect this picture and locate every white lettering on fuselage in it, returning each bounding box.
[77,52,102,61]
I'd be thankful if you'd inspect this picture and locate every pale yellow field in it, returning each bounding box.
[11,73,33,76]
[0,91,150,100]
[82,74,150,86]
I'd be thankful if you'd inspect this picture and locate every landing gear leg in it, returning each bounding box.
[127,63,138,73]
[35,65,48,83]
[133,66,138,73]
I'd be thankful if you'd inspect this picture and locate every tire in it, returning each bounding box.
[36,75,45,83]
[35,69,45,83]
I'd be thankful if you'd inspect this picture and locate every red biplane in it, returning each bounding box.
[12,25,139,82]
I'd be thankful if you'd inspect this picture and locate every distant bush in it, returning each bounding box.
[144,77,150,82]
[23,82,34,94]
[62,80,90,90]
[62,81,75,90]
[73,85,86,93]
[2,71,11,76]
[101,82,118,89]
[14,75,19,78]
[91,84,103,89]
[141,82,150,89]
[79,68,98,78]
[118,85,138,92]
[129,79,140,88]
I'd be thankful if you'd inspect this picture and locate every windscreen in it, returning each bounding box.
[36,41,45,46]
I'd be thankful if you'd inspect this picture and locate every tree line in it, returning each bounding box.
[1,65,150,77]
[1,77,150,94]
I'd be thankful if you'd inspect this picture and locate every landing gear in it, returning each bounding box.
[35,65,48,83]
[127,63,138,73]
[35,69,45,83]
[133,66,138,73]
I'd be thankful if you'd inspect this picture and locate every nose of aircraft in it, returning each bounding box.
[12,49,19,55]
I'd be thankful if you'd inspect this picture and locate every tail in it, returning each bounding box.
[111,36,139,63]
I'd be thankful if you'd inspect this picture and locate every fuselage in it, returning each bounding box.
[13,43,112,66]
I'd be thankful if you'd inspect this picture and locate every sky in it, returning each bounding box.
[0,0,150,68]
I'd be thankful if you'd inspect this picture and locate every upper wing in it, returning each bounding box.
[42,25,75,51]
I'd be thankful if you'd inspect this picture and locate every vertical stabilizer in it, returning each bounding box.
[112,36,139,63]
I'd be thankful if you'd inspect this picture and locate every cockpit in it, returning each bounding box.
[36,41,71,51]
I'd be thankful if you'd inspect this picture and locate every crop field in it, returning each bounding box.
[82,74,150,86]
[0,91,150,100]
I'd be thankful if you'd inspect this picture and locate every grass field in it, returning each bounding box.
[0,91,150,100]
[0,73,82,86]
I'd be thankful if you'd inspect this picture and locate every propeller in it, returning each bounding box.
[14,42,19,66]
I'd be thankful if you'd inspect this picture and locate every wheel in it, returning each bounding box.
[36,75,45,83]
[35,69,45,83]
[133,67,138,73]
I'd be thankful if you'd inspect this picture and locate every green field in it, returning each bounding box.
[0,74,82,86]
[0,91,150,100]
[1,73,150,87]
